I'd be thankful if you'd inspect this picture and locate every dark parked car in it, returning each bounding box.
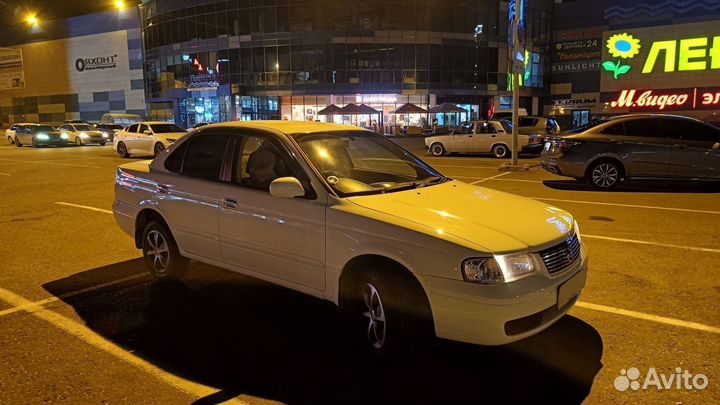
[13,124,69,147]
[95,123,124,140]
[541,114,720,190]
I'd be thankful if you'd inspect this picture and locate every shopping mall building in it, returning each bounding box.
[0,0,718,129]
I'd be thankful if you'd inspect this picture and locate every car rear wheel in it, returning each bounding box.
[7,136,13,145]
[116,141,129,158]
[587,160,622,190]
[14,137,21,147]
[153,142,165,157]
[75,137,83,146]
[429,142,445,156]
[99,141,107,146]
[492,144,509,158]
[141,221,189,280]
[344,267,433,356]
[31,137,39,148]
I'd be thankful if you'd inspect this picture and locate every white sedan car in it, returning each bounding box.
[57,123,109,146]
[113,121,187,158]
[113,121,587,352]
[5,123,31,144]
[425,120,541,158]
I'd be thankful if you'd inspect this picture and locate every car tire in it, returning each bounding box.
[75,137,82,146]
[116,141,130,158]
[7,136,13,145]
[14,137,21,147]
[343,267,433,356]
[99,141,107,146]
[141,221,189,280]
[153,142,165,157]
[32,137,38,148]
[429,142,445,156]
[492,144,509,159]
[587,159,622,191]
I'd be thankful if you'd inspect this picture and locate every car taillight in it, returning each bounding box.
[557,140,583,151]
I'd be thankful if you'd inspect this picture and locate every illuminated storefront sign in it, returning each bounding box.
[602,31,719,80]
[355,95,397,104]
[606,87,720,111]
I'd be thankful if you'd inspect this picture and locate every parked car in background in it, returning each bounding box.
[113,121,587,353]
[113,121,187,158]
[95,123,124,141]
[541,114,720,190]
[101,113,144,127]
[58,123,109,146]
[13,124,68,147]
[516,116,561,154]
[703,113,720,128]
[426,120,542,158]
[492,108,528,121]
[5,123,32,144]
[63,119,92,126]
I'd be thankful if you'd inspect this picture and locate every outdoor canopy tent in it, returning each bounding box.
[389,103,428,114]
[338,103,381,115]
[428,102,468,127]
[317,104,342,115]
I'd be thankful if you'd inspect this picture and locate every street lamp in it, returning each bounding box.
[24,14,39,27]
[114,0,126,10]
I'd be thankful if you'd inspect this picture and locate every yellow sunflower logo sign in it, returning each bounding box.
[603,33,641,79]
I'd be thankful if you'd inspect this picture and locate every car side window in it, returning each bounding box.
[24,126,32,134]
[180,134,230,181]
[662,118,717,141]
[127,124,139,133]
[518,118,536,127]
[623,118,662,138]
[10,125,17,130]
[234,135,295,192]
[139,124,149,134]
[164,141,188,174]
[600,123,624,135]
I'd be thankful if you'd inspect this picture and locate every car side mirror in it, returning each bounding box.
[269,177,305,198]
[143,130,152,135]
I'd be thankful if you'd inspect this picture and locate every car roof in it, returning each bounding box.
[141,121,180,125]
[205,120,368,134]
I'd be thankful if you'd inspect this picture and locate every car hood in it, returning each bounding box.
[346,180,574,253]
[424,135,450,145]
[155,132,186,139]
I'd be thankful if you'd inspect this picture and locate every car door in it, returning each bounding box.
[605,118,672,177]
[154,133,229,259]
[450,124,474,152]
[19,126,32,144]
[218,132,326,291]
[136,124,155,154]
[662,117,720,179]
[472,122,498,152]
[121,124,140,151]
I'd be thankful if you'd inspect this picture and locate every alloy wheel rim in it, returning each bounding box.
[495,146,506,157]
[145,230,169,275]
[155,144,164,155]
[592,163,618,188]
[362,283,386,349]
[432,145,442,155]
[118,143,126,155]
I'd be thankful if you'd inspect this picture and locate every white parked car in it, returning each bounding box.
[5,123,32,144]
[425,120,541,158]
[113,121,587,352]
[113,121,187,158]
[57,123,109,146]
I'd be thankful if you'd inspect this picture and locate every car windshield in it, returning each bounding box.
[293,131,447,197]
[150,124,185,133]
[74,124,94,131]
[33,125,55,132]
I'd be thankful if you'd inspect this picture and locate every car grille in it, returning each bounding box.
[539,233,581,275]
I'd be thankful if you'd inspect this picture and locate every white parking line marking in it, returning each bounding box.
[582,234,720,253]
[0,287,249,404]
[575,301,720,334]
[432,164,499,170]
[0,158,101,169]
[454,176,543,183]
[471,172,511,184]
[0,273,147,319]
[55,202,113,214]
[533,197,720,215]
[0,172,10,176]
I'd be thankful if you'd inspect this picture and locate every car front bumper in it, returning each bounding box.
[36,138,68,146]
[540,154,587,179]
[418,257,588,346]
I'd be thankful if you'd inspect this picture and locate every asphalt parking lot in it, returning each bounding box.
[0,139,718,405]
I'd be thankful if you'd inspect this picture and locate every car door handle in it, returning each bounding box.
[221,197,238,209]
[157,184,170,194]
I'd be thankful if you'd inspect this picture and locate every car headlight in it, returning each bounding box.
[80,132,89,138]
[36,134,49,140]
[102,132,109,138]
[60,133,69,139]
[462,253,540,284]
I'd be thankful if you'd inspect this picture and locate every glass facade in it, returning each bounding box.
[140,0,553,126]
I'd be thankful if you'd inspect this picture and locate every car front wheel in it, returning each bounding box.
[75,137,83,146]
[116,141,130,158]
[153,142,165,157]
[344,268,433,356]
[492,144,509,158]
[587,160,622,190]
[141,221,189,280]
[429,142,445,156]
[7,136,13,145]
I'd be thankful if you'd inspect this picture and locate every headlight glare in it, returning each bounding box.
[495,253,541,282]
[36,134,49,140]
[80,132,89,138]
[462,257,504,284]
[102,132,109,138]
[60,133,69,139]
